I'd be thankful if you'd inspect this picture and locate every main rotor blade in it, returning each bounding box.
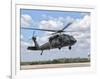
[50,31,66,35]
[62,22,72,31]
[21,27,57,32]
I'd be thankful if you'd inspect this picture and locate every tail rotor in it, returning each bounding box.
[32,31,36,41]
[27,31,36,42]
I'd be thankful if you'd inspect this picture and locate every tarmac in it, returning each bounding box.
[21,62,90,70]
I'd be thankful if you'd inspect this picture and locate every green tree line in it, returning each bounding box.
[21,58,90,65]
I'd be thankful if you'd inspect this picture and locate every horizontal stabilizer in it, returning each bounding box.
[27,46,38,50]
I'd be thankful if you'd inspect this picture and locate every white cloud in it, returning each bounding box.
[39,19,63,30]
[21,14,33,27]
[79,15,90,29]
[67,15,90,31]
[38,16,75,36]
[66,15,90,37]
[38,15,77,32]
[64,16,75,24]
[64,15,91,53]
[37,36,49,45]
[21,41,31,47]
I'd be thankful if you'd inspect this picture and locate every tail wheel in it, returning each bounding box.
[58,47,61,50]
[40,50,43,55]
[32,31,36,41]
[69,46,71,50]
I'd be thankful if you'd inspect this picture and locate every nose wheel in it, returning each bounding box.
[69,46,71,50]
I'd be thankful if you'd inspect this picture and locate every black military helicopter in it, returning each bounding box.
[21,22,77,55]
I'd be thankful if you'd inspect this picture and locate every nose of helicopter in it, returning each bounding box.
[75,39,77,43]
[70,37,77,45]
[70,36,77,44]
[72,39,77,44]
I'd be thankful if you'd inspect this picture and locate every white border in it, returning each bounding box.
[12,4,96,79]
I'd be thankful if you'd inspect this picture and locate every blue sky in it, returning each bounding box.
[20,9,90,62]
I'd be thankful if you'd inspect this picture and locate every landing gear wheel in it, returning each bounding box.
[69,46,71,50]
[58,47,61,50]
[40,53,43,55]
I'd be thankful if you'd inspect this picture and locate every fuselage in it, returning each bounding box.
[39,34,77,50]
[27,34,77,51]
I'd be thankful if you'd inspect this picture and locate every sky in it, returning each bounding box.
[20,9,90,62]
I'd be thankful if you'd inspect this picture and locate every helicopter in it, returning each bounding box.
[21,22,77,55]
